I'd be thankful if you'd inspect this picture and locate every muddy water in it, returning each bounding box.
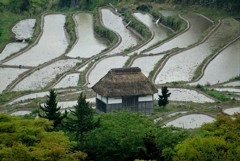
[4,14,68,66]
[88,56,129,87]
[0,43,27,61]
[67,13,107,58]
[131,55,165,77]
[12,19,36,40]
[154,88,215,103]
[12,59,79,91]
[54,73,80,88]
[144,13,213,55]
[195,38,240,85]
[101,8,139,55]
[0,68,28,92]
[155,19,240,84]
[129,12,170,54]
[166,114,215,129]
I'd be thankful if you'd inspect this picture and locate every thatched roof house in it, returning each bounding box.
[92,67,158,115]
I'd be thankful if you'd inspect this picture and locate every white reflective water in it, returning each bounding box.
[166,114,215,129]
[67,13,107,58]
[0,42,27,61]
[13,59,79,91]
[155,19,240,84]
[4,14,68,66]
[88,56,129,87]
[54,73,80,88]
[12,19,36,40]
[145,13,212,55]
[101,8,139,55]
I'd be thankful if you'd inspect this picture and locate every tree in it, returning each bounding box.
[173,114,240,160]
[39,89,67,128]
[0,113,87,160]
[84,111,157,161]
[64,93,99,147]
[158,86,171,107]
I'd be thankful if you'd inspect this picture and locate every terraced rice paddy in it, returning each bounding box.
[67,13,107,58]
[223,107,240,115]
[155,19,240,84]
[12,59,79,91]
[4,14,68,66]
[0,7,239,124]
[144,13,213,55]
[165,114,215,129]
[100,8,139,55]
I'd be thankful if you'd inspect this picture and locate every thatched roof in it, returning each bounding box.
[92,67,158,97]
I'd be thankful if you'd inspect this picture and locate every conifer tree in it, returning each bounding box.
[39,89,67,128]
[158,86,171,108]
[64,93,99,147]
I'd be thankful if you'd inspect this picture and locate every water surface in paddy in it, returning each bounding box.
[223,81,240,87]
[88,56,129,87]
[154,88,215,103]
[0,43,27,61]
[131,55,165,77]
[129,12,170,54]
[155,19,240,84]
[144,13,213,55]
[166,114,215,129]
[195,38,240,85]
[101,8,139,55]
[11,110,32,116]
[67,13,107,58]
[4,14,68,66]
[12,19,36,40]
[223,107,240,115]
[54,73,80,88]
[0,68,28,93]
[13,59,79,91]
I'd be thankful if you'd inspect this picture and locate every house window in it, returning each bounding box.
[122,96,138,111]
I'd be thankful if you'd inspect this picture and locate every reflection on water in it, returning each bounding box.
[129,12,170,54]
[145,13,213,55]
[101,8,139,55]
[4,14,68,66]
[155,19,240,84]
[0,43,27,61]
[196,38,240,85]
[67,13,107,58]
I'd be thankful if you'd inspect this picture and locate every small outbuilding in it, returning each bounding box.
[92,67,158,115]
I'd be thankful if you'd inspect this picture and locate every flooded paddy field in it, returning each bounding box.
[12,19,36,40]
[154,88,215,103]
[223,107,240,115]
[155,19,240,84]
[4,14,68,66]
[54,73,80,89]
[12,59,79,91]
[67,13,107,58]
[87,56,129,87]
[165,114,215,129]
[0,43,27,61]
[195,38,240,85]
[100,8,139,55]
[0,67,28,92]
[130,12,171,54]
[0,6,239,123]
[144,13,213,55]
[131,55,165,77]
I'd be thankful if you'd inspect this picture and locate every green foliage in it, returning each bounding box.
[64,93,99,147]
[158,86,171,107]
[0,113,87,160]
[196,85,231,101]
[39,89,67,128]
[173,115,240,160]
[159,15,186,31]
[84,111,157,161]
